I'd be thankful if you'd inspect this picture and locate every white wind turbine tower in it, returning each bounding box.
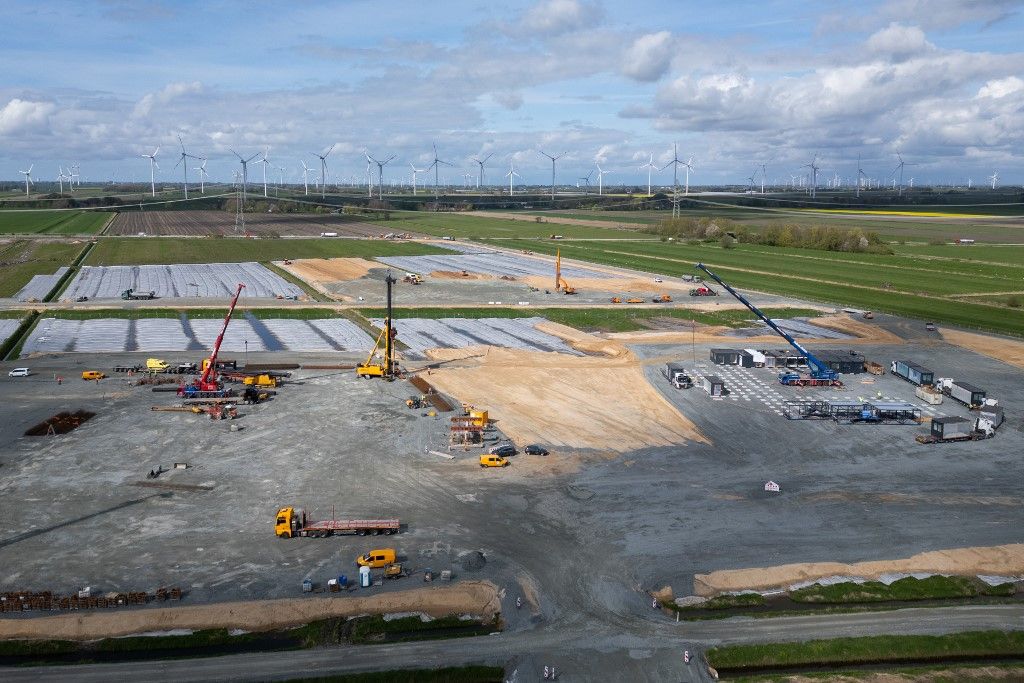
[803,154,820,198]
[856,154,867,198]
[506,160,521,196]
[639,154,657,196]
[990,171,999,189]
[174,135,203,199]
[196,159,209,194]
[759,162,768,194]
[313,144,335,199]
[254,148,272,197]
[426,143,453,200]
[891,151,916,197]
[471,153,493,189]
[19,165,33,196]
[57,167,68,194]
[300,161,313,195]
[365,152,396,200]
[595,162,611,196]
[410,163,427,195]
[538,150,566,202]
[141,147,160,197]
[70,163,80,189]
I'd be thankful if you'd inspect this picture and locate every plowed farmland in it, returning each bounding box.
[107,210,405,237]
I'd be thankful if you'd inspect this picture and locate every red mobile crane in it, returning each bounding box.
[178,283,245,398]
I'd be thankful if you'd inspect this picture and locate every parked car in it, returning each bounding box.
[925,322,937,331]
[75,296,89,302]
[8,367,30,377]
[524,444,549,456]
[479,454,510,468]
[488,443,517,457]
[653,277,663,283]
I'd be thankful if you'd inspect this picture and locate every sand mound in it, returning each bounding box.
[0,581,500,641]
[534,320,633,358]
[522,275,694,294]
[812,314,904,344]
[942,329,1024,370]
[431,270,491,280]
[278,258,377,287]
[424,345,706,452]
[693,544,1024,596]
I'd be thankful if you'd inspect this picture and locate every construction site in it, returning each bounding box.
[1,238,1023,681]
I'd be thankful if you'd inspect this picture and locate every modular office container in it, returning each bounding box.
[930,416,973,440]
[709,349,741,365]
[946,381,986,408]
[702,375,726,397]
[891,360,934,386]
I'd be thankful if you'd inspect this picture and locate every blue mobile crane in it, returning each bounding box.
[696,263,841,387]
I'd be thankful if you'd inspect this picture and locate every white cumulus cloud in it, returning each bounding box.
[519,0,601,35]
[0,99,55,135]
[621,31,674,82]
[978,75,1024,98]
[132,81,203,119]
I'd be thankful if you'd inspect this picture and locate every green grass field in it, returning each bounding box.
[0,241,87,297]
[85,238,450,265]
[707,630,1024,671]
[383,212,652,240]
[0,211,112,234]
[490,238,1024,336]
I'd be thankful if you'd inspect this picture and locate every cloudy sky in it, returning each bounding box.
[2,0,1022,187]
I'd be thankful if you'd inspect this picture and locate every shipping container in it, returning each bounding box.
[930,416,973,439]
[702,375,725,397]
[891,360,934,386]
[979,405,1004,428]
[709,349,741,365]
[946,381,986,408]
[738,351,756,368]
[814,349,866,374]
[742,349,766,367]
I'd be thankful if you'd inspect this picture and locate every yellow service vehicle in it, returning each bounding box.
[479,454,509,468]
[81,370,106,380]
[146,358,169,370]
[356,548,397,568]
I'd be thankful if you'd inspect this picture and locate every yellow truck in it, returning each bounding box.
[275,507,400,539]
[356,548,397,568]
[243,374,277,388]
[81,370,106,381]
[146,358,169,371]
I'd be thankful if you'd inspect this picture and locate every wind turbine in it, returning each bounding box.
[69,163,80,190]
[410,163,427,195]
[759,160,769,194]
[426,143,453,200]
[255,147,272,197]
[506,160,521,196]
[230,149,259,208]
[141,147,160,197]
[174,135,203,199]
[300,161,313,195]
[639,154,657,196]
[595,163,611,195]
[747,172,756,193]
[471,153,493,189]
[365,152,396,200]
[803,154,820,199]
[660,144,691,217]
[856,154,867,198]
[990,171,999,189]
[891,151,917,197]
[313,144,335,199]
[537,150,566,202]
[57,167,69,195]
[196,159,209,194]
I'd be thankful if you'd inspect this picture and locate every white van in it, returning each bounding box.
[8,368,30,377]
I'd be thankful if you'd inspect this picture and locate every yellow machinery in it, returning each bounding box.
[357,271,398,379]
[469,409,488,427]
[555,249,577,295]
[244,374,277,388]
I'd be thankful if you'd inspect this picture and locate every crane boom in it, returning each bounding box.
[695,263,837,381]
[199,283,245,388]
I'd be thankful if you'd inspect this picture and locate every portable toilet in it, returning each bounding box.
[359,565,371,587]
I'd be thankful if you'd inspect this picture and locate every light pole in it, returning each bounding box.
[244,339,248,368]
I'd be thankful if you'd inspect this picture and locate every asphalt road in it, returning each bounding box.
[5,605,1024,682]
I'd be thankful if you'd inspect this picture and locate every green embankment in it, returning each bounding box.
[359,305,820,333]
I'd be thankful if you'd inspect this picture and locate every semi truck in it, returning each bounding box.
[121,288,157,300]
[916,416,996,444]
[275,506,400,538]
[890,360,933,386]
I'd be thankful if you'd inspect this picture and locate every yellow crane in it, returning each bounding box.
[555,249,577,295]
[356,272,398,379]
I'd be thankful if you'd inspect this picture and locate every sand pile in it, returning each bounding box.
[941,329,1024,369]
[522,275,694,294]
[424,345,706,451]
[693,544,1024,596]
[0,581,500,641]
[431,270,491,280]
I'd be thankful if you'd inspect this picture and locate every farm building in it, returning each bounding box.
[814,349,866,374]
[702,375,726,397]
[709,349,741,365]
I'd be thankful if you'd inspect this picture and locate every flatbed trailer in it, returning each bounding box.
[275,506,400,538]
[915,432,988,444]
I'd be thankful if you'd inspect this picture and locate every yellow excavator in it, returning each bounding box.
[356,272,398,379]
[555,249,577,295]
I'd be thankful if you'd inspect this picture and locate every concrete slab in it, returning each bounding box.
[61,263,303,301]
